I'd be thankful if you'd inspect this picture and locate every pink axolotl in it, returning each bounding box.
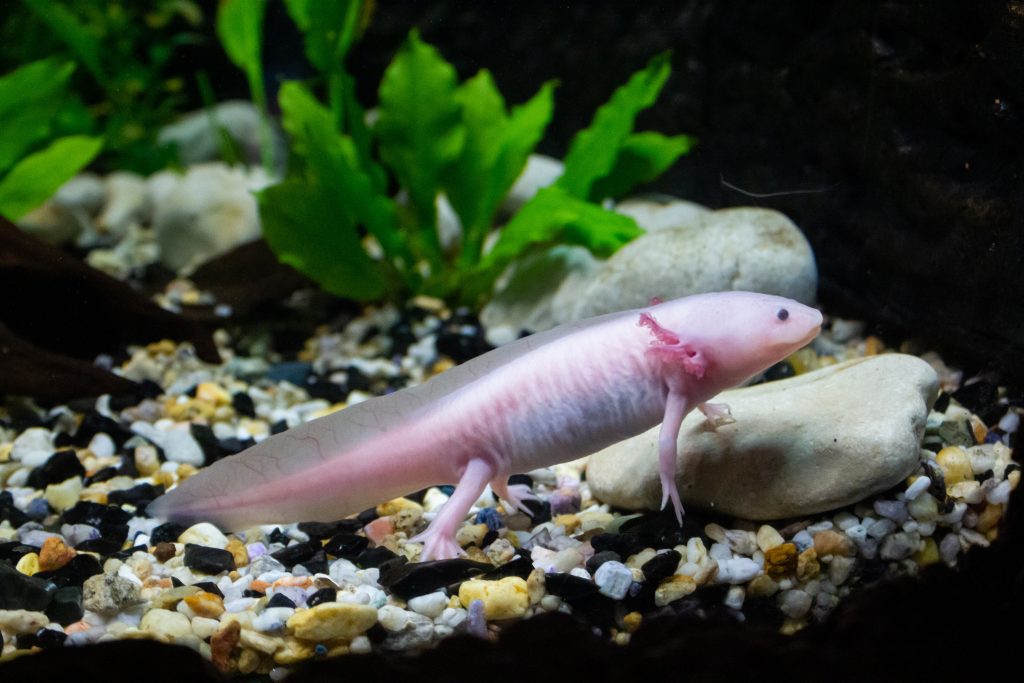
[149,291,822,560]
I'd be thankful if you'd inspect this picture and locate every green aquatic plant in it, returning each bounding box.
[219,1,693,306]
[14,0,203,174]
[0,58,102,220]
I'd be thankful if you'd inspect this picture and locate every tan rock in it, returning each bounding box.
[458,577,530,620]
[813,530,856,557]
[184,592,225,618]
[287,603,378,641]
[587,355,937,519]
[211,621,241,673]
[38,536,76,572]
[764,544,798,579]
[654,575,697,607]
[796,548,820,581]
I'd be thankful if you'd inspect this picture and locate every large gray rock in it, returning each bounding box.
[572,206,817,319]
[586,354,939,520]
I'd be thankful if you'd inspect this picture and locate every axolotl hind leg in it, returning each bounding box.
[412,458,495,561]
[491,478,537,515]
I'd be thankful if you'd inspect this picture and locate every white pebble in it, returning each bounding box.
[791,530,813,551]
[593,561,633,599]
[778,589,812,618]
[88,432,116,457]
[714,558,761,584]
[704,523,727,543]
[378,605,412,631]
[805,520,834,534]
[224,597,258,612]
[253,607,293,632]
[350,635,371,655]
[708,543,733,561]
[162,428,206,465]
[724,586,745,610]
[540,595,562,611]
[179,522,228,549]
[436,607,467,629]
[998,411,1019,433]
[11,427,55,466]
[834,511,859,531]
[939,533,961,565]
[987,480,1012,505]
[408,591,448,619]
[867,518,896,539]
[904,476,931,500]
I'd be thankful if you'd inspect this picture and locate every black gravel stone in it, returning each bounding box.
[0,561,56,610]
[231,391,257,418]
[932,392,951,414]
[190,423,222,464]
[192,581,223,598]
[27,449,85,489]
[356,545,400,568]
[45,586,84,626]
[586,550,622,574]
[365,622,388,645]
[507,473,534,488]
[590,533,645,558]
[323,533,369,559]
[483,554,533,580]
[436,309,493,363]
[74,537,123,556]
[300,519,363,540]
[305,378,348,403]
[271,419,289,435]
[171,576,185,588]
[266,361,312,385]
[378,558,490,600]
[34,553,101,588]
[545,573,617,630]
[268,527,289,544]
[110,544,149,561]
[62,501,131,528]
[0,491,29,527]
[107,483,164,507]
[762,360,797,382]
[641,550,682,584]
[302,550,329,575]
[272,540,321,568]
[0,542,36,563]
[387,318,417,357]
[267,592,297,609]
[85,466,120,485]
[306,587,335,608]
[356,507,379,525]
[149,522,187,544]
[521,499,551,525]
[34,627,68,649]
[345,366,372,393]
[183,544,236,574]
[619,510,704,548]
[73,409,135,448]
[217,436,255,456]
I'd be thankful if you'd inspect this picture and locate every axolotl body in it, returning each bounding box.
[149,291,823,560]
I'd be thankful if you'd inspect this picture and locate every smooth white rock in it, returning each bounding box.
[714,558,761,584]
[614,197,709,232]
[587,355,938,520]
[157,101,266,165]
[407,591,449,619]
[571,207,817,320]
[178,523,228,549]
[153,163,272,273]
[778,589,812,618]
[11,427,54,467]
[503,154,564,213]
[593,561,633,599]
[97,172,149,237]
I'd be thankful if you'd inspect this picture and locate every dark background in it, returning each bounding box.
[318,0,1022,386]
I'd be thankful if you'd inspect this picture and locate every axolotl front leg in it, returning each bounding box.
[412,458,535,561]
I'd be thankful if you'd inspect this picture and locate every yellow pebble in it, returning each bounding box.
[975,504,1003,534]
[914,537,940,567]
[764,543,798,578]
[177,463,199,480]
[16,552,40,576]
[458,577,530,620]
[553,514,581,533]
[0,443,12,462]
[147,339,177,356]
[796,548,820,581]
[936,446,973,486]
[622,612,643,633]
[225,538,249,568]
[747,574,779,598]
[455,523,489,548]
[653,575,696,607]
[196,382,231,406]
[184,592,225,618]
[274,636,316,665]
[287,603,379,641]
[376,497,423,516]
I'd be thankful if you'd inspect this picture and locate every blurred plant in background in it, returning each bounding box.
[217,0,694,307]
[2,0,204,175]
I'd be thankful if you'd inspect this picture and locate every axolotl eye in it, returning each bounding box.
[777,308,789,321]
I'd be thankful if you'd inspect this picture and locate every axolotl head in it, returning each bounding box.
[643,291,824,390]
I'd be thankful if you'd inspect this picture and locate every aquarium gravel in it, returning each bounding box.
[0,294,1018,676]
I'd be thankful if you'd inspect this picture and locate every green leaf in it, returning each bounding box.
[375,29,464,264]
[558,52,672,199]
[467,185,642,303]
[0,58,77,174]
[0,135,102,220]
[258,180,388,302]
[277,81,410,279]
[283,0,361,72]
[589,131,695,201]
[446,73,555,266]
[21,0,105,81]
[216,0,266,78]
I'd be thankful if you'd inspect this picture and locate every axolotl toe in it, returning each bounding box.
[148,291,823,560]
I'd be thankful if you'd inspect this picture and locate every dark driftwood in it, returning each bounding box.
[0,215,218,400]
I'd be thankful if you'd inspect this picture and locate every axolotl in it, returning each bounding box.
[149,291,822,560]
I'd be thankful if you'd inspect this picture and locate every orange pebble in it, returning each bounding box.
[249,580,270,593]
[64,621,91,634]
[38,536,76,572]
[364,517,394,545]
[272,575,312,588]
